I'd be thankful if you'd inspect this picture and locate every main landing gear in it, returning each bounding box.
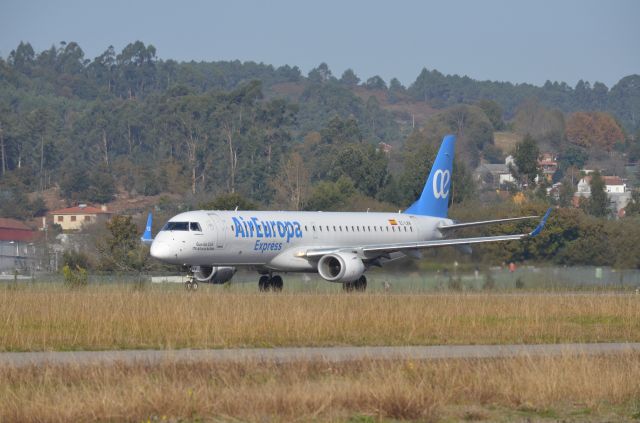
[184,274,199,291]
[258,274,283,292]
[343,275,367,292]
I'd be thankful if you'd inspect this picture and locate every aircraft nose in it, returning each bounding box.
[150,240,175,262]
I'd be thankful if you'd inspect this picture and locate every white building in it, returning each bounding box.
[574,174,631,215]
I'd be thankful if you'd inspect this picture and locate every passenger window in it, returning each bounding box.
[326,225,329,231]
[319,226,323,232]
[190,222,202,231]
[386,227,389,232]
[305,225,308,231]
[404,227,407,232]
[410,227,413,232]
[333,226,336,231]
[313,225,316,231]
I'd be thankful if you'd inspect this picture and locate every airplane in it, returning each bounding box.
[143,134,551,291]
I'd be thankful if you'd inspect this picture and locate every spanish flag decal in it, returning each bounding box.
[388,218,398,225]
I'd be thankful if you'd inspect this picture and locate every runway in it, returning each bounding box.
[1,343,639,367]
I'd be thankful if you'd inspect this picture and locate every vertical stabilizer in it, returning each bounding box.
[404,134,456,218]
[141,212,154,245]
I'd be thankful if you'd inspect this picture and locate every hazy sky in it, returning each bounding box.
[2,0,638,88]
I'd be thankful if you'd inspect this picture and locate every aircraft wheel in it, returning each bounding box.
[271,275,283,292]
[355,275,367,292]
[259,275,270,292]
[191,281,198,291]
[185,281,192,291]
[342,282,354,292]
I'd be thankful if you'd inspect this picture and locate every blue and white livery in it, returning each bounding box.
[148,135,551,291]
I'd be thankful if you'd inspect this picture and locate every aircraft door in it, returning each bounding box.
[207,213,226,249]
[410,215,420,240]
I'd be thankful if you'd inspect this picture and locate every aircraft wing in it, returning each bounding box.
[301,208,552,260]
[437,214,539,231]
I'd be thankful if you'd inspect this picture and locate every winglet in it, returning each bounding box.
[141,212,154,245]
[529,208,552,237]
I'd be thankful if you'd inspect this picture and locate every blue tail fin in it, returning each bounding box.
[404,134,456,218]
[141,212,154,245]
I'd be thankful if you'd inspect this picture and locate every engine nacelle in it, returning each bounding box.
[192,266,236,284]
[317,252,365,283]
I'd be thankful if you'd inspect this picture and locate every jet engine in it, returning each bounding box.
[192,266,236,284]
[317,252,365,283]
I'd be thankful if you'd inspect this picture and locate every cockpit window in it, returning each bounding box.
[162,222,189,231]
[190,222,202,232]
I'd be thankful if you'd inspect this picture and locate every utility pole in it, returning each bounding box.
[0,122,5,176]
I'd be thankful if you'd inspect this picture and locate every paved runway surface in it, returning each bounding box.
[1,343,639,367]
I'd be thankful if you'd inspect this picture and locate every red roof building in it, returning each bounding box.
[49,204,111,231]
[0,218,38,242]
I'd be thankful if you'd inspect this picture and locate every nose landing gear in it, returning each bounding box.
[258,274,283,292]
[185,275,198,291]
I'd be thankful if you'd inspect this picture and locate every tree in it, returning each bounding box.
[364,75,387,90]
[307,62,332,83]
[558,174,576,207]
[270,152,310,210]
[558,145,588,171]
[389,78,405,93]
[582,171,609,217]
[331,143,388,197]
[476,99,504,130]
[199,192,257,210]
[513,135,540,187]
[624,190,640,217]
[421,104,494,168]
[513,99,565,143]
[565,112,625,151]
[339,69,360,86]
[98,215,150,272]
[306,176,355,211]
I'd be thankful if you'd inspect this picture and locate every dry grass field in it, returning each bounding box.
[493,131,523,153]
[1,354,639,422]
[1,284,639,351]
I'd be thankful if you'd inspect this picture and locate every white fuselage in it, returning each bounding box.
[150,210,452,272]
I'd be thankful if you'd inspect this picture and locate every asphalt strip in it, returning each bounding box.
[1,343,640,367]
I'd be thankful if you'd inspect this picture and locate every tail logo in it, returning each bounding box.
[432,169,451,199]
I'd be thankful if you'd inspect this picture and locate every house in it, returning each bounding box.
[538,153,558,182]
[377,142,393,154]
[0,218,38,273]
[49,204,111,231]
[573,175,632,215]
[546,182,563,201]
[474,156,515,189]
[575,175,627,197]
[602,176,626,193]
